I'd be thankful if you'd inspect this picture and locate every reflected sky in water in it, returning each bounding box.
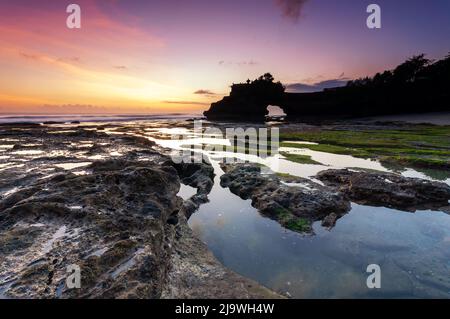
[189,161,450,298]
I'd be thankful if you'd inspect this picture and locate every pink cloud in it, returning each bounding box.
[0,0,164,66]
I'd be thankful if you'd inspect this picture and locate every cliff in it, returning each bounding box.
[203,73,285,121]
[204,54,450,122]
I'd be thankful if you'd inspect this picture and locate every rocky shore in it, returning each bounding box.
[1,121,449,299]
[0,124,281,299]
[219,164,450,233]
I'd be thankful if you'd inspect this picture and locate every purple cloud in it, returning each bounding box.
[275,0,309,22]
[286,77,350,93]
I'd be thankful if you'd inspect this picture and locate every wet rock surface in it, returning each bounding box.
[316,169,450,212]
[172,160,215,217]
[220,163,351,233]
[0,124,280,299]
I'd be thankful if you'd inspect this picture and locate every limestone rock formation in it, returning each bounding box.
[220,163,351,233]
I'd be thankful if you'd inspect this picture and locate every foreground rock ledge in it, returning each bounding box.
[0,126,281,299]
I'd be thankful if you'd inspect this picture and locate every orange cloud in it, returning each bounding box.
[0,1,195,113]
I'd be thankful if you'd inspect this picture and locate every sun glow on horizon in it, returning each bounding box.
[0,1,218,114]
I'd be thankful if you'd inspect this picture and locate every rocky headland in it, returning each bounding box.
[204,55,450,122]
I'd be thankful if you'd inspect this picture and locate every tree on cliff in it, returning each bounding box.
[230,73,285,103]
[340,53,450,115]
[347,54,436,88]
[259,73,275,82]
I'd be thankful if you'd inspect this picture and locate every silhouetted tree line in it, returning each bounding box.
[347,54,450,89]
[282,53,450,120]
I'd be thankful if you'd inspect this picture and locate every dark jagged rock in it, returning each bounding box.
[220,163,351,233]
[0,159,181,298]
[171,161,215,217]
[321,213,338,229]
[316,169,450,212]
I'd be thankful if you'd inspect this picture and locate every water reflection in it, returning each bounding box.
[189,162,450,298]
[54,162,91,170]
[177,184,198,200]
[130,125,450,298]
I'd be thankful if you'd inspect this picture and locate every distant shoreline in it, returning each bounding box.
[0,113,203,124]
[0,111,448,126]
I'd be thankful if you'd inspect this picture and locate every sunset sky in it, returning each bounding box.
[1,0,449,114]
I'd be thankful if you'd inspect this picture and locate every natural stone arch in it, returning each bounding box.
[266,105,286,117]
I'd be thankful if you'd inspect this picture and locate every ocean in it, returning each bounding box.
[0,113,203,124]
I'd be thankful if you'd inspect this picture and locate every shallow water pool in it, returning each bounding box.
[189,161,450,298]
